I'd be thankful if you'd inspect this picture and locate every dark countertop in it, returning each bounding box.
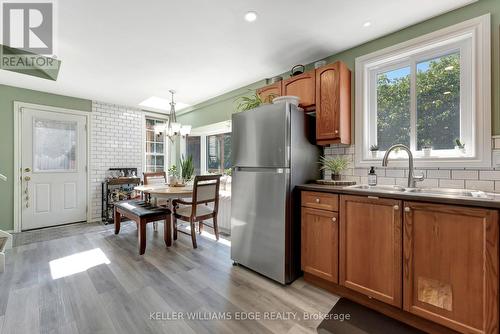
[297,183,500,210]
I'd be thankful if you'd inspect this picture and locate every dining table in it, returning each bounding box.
[134,184,193,239]
[134,183,193,207]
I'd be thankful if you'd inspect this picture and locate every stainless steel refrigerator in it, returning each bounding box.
[231,102,320,284]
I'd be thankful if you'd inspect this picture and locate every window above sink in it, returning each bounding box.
[354,14,491,168]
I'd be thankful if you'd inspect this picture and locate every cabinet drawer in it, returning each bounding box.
[301,191,338,211]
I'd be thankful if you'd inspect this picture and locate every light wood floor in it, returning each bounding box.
[0,221,339,334]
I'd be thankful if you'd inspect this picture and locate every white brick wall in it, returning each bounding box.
[90,101,144,220]
[324,144,500,192]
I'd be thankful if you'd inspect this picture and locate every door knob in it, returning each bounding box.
[315,198,320,203]
[332,217,337,222]
[24,167,31,172]
[24,176,31,181]
[393,205,399,210]
[404,207,411,212]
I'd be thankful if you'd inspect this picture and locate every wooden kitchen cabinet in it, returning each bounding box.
[315,62,351,145]
[256,82,282,103]
[339,195,403,307]
[301,207,338,283]
[403,202,499,334]
[282,71,316,109]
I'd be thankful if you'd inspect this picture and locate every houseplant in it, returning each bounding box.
[455,138,466,155]
[235,91,264,112]
[319,156,349,181]
[421,140,432,157]
[168,165,179,185]
[179,154,194,182]
[369,144,379,159]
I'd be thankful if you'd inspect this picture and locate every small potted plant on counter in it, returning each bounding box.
[455,138,466,155]
[369,144,379,159]
[422,140,433,157]
[319,156,349,181]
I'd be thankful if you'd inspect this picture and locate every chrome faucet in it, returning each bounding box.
[382,144,424,188]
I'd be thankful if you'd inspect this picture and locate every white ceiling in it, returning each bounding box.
[0,0,476,111]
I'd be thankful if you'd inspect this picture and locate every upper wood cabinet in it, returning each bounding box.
[403,202,499,334]
[301,207,338,283]
[282,71,316,109]
[340,195,402,307]
[256,82,282,103]
[315,62,351,145]
[257,61,351,145]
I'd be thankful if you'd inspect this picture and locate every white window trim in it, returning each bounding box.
[142,112,169,173]
[355,14,491,168]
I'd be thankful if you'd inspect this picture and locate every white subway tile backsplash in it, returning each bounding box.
[465,180,495,192]
[451,170,479,180]
[325,143,498,193]
[427,169,451,179]
[439,179,465,189]
[479,170,500,180]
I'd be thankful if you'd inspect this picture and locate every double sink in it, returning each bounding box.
[344,184,491,199]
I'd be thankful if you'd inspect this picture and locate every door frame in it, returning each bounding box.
[13,102,91,232]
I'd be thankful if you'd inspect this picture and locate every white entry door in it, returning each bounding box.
[21,108,88,230]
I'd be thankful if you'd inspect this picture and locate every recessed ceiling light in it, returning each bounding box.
[244,11,258,22]
[139,96,190,112]
[363,21,371,28]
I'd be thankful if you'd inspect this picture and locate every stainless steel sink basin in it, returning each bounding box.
[345,185,492,199]
[346,184,406,192]
[405,188,489,198]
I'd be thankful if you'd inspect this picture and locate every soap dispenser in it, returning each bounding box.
[368,167,377,186]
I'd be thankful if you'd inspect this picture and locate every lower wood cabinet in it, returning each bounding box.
[403,202,499,334]
[339,195,403,307]
[301,191,500,334]
[301,207,338,283]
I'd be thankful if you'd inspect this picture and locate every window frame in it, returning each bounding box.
[143,113,169,173]
[184,120,232,175]
[355,14,491,168]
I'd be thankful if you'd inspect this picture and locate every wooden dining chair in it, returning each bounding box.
[143,171,167,186]
[172,175,221,248]
[143,171,167,231]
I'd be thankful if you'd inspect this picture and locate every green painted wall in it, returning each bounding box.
[0,84,92,231]
[179,0,500,134]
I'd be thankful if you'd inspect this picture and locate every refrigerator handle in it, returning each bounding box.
[234,167,287,174]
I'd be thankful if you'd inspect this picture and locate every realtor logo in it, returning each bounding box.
[2,1,53,54]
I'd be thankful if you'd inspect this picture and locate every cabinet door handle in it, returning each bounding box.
[332,217,337,222]
[315,198,320,203]
[334,129,339,134]
[404,207,411,212]
[393,205,399,211]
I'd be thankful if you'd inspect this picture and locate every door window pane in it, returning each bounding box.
[187,136,201,175]
[416,52,460,150]
[376,66,411,151]
[34,119,77,171]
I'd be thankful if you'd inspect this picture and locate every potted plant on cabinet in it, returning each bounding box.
[455,138,466,155]
[319,156,349,181]
[422,140,433,157]
[369,144,379,159]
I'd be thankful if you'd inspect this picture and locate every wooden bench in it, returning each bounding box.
[114,200,172,255]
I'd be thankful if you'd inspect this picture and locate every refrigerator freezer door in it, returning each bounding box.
[232,104,289,168]
[231,167,289,283]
